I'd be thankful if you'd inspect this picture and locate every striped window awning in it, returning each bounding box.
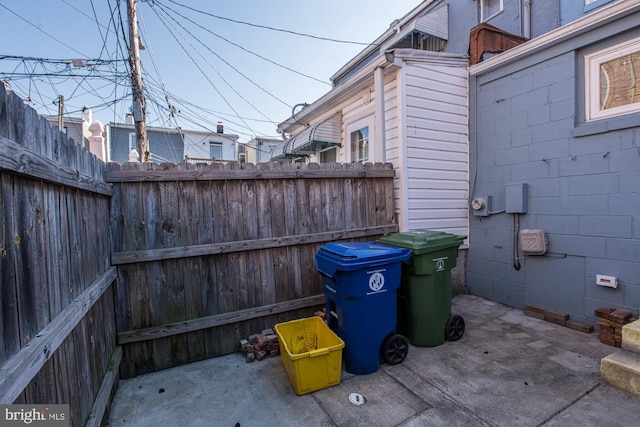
[271,113,342,160]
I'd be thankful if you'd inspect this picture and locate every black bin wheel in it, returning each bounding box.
[383,334,409,365]
[445,314,465,341]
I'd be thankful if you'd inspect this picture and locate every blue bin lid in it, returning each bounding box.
[315,242,412,275]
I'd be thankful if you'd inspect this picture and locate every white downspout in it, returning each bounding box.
[374,66,386,163]
[523,0,532,39]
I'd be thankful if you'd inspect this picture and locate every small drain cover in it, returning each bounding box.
[349,393,366,406]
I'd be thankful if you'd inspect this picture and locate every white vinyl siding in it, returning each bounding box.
[400,61,469,236]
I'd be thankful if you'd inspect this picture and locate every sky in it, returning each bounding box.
[0,0,423,145]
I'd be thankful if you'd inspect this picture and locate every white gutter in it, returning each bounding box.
[471,0,640,75]
[374,66,386,163]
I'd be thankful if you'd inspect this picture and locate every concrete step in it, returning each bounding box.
[601,351,640,398]
[622,319,640,354]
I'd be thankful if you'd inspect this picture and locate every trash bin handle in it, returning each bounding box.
[309,348,330,358]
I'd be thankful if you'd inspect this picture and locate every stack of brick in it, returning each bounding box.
[595,307,640,347]
[240,328,280,363]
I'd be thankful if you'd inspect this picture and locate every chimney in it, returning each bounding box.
[217,121,224,134]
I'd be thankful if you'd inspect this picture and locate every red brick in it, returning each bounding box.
[524,309,545,320]
[255,350,267,361]
[594,307,615,319]
[611,321,624,329]
[610,309,631,323]
[596,318,611,327]
[600,325,614,334]
[600,330,614,341]
[246,352,255,363]
[269,349,279,357]
[565,320,593,334]
[600,337,616,346]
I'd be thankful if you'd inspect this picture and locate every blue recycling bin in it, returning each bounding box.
[315,242,412,374]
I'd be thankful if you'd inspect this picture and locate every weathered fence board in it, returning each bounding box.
[109,161,398,377]
[0,85,116,427]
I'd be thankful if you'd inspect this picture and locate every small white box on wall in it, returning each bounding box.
[596,274,618,288]
[519,228,547,255]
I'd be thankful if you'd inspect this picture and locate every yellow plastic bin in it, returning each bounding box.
[274,317,345,395]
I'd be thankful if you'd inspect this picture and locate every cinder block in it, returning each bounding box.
[601,351,640,397]
[622,320,640,355]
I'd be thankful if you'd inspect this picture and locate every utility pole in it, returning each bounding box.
[57,95,64,130]
[127,0,149,161]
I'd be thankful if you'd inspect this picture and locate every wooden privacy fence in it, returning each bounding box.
[0,85,118,427]
[106,161,399,377]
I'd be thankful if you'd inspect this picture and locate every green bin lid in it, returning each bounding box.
[378,229,466,254]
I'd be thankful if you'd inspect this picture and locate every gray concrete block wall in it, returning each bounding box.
[468,23,640,325]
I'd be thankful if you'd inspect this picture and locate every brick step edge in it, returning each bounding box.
[601,351,640,398]
[524,304,593,333]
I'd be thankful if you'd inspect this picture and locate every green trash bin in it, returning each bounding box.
[378,229,466,347]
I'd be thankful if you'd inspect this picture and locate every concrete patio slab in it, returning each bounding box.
[106,295,640,427]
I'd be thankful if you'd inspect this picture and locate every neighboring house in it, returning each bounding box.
[467,1,640,324]
[108,122,184,163]
[271,0,558,235]
[108,122,239,163]
[45,107,107,160]
[245,137,282,164]
[272,0,635,320]
[183,123,239,162]
[44,107,95,148]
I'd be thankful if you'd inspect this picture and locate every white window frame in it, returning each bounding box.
[128,132,136,151]
[209,141,223,159]
[346,116,374,163]
[319,146,337,163]
[584,36,640,122]
[481,0,503,22]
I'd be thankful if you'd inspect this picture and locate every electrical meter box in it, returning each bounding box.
[506,183,528,214]
[519,228,547,255]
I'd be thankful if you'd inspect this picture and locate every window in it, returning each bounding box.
[350,127,369,162]
[346,116,374,163]
[319,147,337,163]
[585,36,640,121]
[129,133,136,151]
[210,142,223,159]
[481,0,503,22]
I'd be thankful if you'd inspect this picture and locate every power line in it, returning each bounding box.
[164,0,373,46]
[152,0,330,86]
[150,3,277,123]
[149,4,259,139]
